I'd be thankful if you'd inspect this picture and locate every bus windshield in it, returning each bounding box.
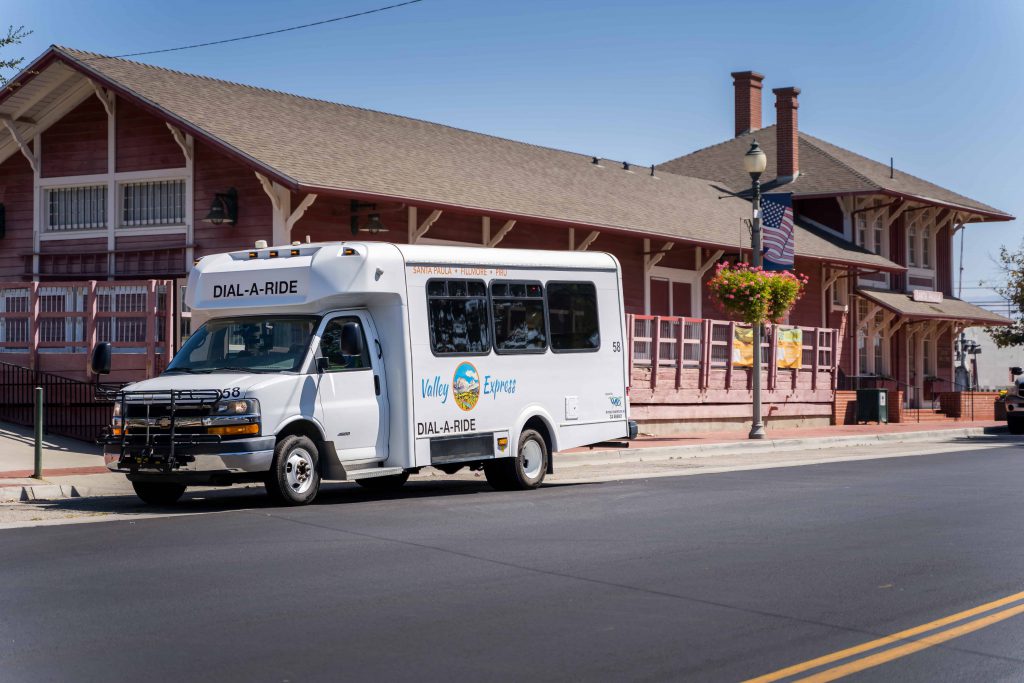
[165,316,319,374]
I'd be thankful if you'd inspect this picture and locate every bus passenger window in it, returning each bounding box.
[426,279,490,355]
[547,282,600,351]
[492,280,546,353]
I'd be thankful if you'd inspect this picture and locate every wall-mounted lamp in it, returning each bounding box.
[350,200,389,235]
[203,188,238,226]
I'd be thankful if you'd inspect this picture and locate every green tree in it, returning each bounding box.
[0,25,32,86]
[986,244,1024,347]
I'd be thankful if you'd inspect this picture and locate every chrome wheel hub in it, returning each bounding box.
[521,440,544,480]
[285,448,315,495]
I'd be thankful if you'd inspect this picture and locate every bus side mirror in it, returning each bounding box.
[340,322,363,357]
[1012,367,1023,377]
[316,356,330,373]
[91,342,112,376]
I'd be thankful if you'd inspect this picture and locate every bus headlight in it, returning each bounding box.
[211,398,260,416]
[111,401,123,435]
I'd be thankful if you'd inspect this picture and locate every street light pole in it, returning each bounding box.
[743,141,768,440]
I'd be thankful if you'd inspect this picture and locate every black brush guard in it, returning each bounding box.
[100,389,223,473]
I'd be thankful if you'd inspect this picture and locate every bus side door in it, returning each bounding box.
[314,312,389,462]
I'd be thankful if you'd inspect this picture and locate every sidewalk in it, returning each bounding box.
[0,418,1009,502]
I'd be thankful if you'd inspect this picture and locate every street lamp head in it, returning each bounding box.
[743,140,768,181]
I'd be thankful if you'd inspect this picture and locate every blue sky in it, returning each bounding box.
[3,0,1022,310]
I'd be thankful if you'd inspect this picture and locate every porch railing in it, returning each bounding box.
[627,314,838,399]
[0,279,174,378]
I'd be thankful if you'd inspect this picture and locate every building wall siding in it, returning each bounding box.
[0,152,34,279]
[796,197,843,233]
[115,97,186,173]
[193,140,271,256]
[40,96,107,178]
[937,223,952,295]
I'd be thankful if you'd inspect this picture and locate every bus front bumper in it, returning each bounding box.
[105,435,275,479]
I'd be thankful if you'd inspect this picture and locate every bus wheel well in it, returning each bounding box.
[276,420,323,445]
[522,416,554,474]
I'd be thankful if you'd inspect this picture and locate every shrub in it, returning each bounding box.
[707,262,809,324]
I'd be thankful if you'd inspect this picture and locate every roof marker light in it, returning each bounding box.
[290,249,301,256]
[269,250,278,258]
[343,248,357,256]
[248,251,258,259]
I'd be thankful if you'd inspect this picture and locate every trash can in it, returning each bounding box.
[856,388,888,424]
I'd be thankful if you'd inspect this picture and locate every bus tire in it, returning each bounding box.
[265,435,321,506]
[485,428,548,491]
[356,472,409,491]
[1009,417,1024,435]
[132,481,187,506]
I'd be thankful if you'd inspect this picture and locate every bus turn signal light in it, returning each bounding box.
[208,424,260,436]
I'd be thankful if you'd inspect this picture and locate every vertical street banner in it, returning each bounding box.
[775,328,803,369]
[761,192,795,271]
[732,326,754,367]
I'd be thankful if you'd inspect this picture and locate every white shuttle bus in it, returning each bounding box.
[96,241,636,505]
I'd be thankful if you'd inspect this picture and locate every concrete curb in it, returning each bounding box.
[557,425,1012,468]
[2,425,1011,502]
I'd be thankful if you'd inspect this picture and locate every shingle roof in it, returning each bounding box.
[658,125,1012,220]
[857,288,1011,325]
[38,46,899,270]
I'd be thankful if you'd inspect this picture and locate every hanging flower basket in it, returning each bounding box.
[707,262,809,325]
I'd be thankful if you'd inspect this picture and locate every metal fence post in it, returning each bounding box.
[33,386,43,479]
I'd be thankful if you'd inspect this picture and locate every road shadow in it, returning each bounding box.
[25,477,597,518]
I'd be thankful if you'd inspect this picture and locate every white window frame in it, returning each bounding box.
[117,175,188,231]
[647,266,701,317]
[907,220,917,267]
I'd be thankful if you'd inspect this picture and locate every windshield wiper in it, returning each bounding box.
[197,366,278,374]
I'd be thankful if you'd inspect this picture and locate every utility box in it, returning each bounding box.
[856,388,888,424]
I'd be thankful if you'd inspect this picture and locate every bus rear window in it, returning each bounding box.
[547,282,600,351]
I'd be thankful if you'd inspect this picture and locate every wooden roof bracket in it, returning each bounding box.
[410,208,442,243]
[645,242,673,270]
[698,249,725,277]
[89,80,114,117]
[575,230,599,251]
[0,115,37,173]
[487,219,516,247]
[166,123,194,163]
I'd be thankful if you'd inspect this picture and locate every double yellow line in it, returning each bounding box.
[744,590,1024,682]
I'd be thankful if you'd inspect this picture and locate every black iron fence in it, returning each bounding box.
[0,361,125,442]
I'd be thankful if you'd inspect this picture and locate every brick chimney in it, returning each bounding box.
[731,71,764,137]
[773,86,800,180]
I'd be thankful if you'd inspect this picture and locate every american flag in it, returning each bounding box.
[760,192,794,271]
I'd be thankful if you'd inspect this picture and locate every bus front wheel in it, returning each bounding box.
[266,435,321,505]
[485,429,548,491]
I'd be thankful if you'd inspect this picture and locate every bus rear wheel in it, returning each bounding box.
[485,428,548,491]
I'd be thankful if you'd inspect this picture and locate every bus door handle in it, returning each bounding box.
[374,375,381,396]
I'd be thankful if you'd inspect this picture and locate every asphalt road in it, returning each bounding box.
[3,445,1024,682]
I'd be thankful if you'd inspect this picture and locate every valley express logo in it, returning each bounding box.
[419,362,517,411]
[452,362,480,411]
